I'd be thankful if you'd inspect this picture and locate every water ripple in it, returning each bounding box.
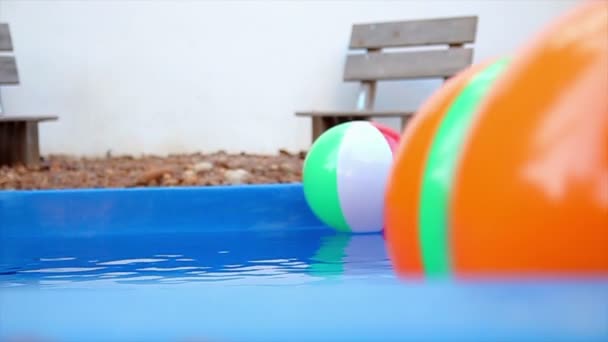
[20,267,106,273]
[97,258,168,265]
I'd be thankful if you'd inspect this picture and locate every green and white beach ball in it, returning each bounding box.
[302,121,400,233]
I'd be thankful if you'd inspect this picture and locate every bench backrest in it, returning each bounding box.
[0,23,19,86]
[344,16,478,110]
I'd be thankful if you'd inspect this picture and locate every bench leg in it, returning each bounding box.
[312,116,328,142]
[311,116,373,143]
[0,121,40,167]
[24,122,40,166]
[401,115,412,132]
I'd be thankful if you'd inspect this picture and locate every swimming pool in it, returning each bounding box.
[1,184,607,341]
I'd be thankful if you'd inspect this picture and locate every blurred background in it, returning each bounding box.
[0,0,578,157]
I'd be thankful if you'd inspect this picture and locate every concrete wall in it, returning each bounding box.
[0,0,578,156]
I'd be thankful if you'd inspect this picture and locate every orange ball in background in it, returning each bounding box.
[450,1,608,276]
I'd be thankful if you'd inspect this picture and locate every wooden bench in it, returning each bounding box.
[0,23,57,166]
[296,16,477,142]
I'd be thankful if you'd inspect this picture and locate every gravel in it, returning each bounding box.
[0,150,306,190]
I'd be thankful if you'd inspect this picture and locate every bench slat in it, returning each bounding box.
[296,110,414,117]
[0,23,12,52]
[343,48,473,81]
[0,56,19,84]
[0,115,58,122]
[350,16,477,49]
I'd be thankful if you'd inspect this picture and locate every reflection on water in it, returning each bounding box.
[309,233,391,278]
[0,229,394,289]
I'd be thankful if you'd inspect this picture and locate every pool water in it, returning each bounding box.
[1,229,393,288]
[1,184,607,342]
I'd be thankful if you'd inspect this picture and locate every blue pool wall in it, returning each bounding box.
[0,184,348,274]
[0,183,329,238]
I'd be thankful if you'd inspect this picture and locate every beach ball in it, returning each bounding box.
[384,59,500,277]
[303,121,399,233]
[451,0,608,276]
[385,57,510,278]
[384,0,608,278]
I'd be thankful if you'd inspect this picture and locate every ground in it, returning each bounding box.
[0,150,306,190]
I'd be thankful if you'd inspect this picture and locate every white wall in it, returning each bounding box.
[0,0,578,157]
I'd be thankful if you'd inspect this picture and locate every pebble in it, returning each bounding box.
[224,169,250,184]
[136,167,174,185]
[279,163,295,173]
[192,161,214,172]
[182,169,196,179]
[164,178,179,186]
[15,165,27,174]
[179,169,197,186]
[6,171,16,180]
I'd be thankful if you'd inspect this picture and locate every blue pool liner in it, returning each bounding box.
[0,183,326,237]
